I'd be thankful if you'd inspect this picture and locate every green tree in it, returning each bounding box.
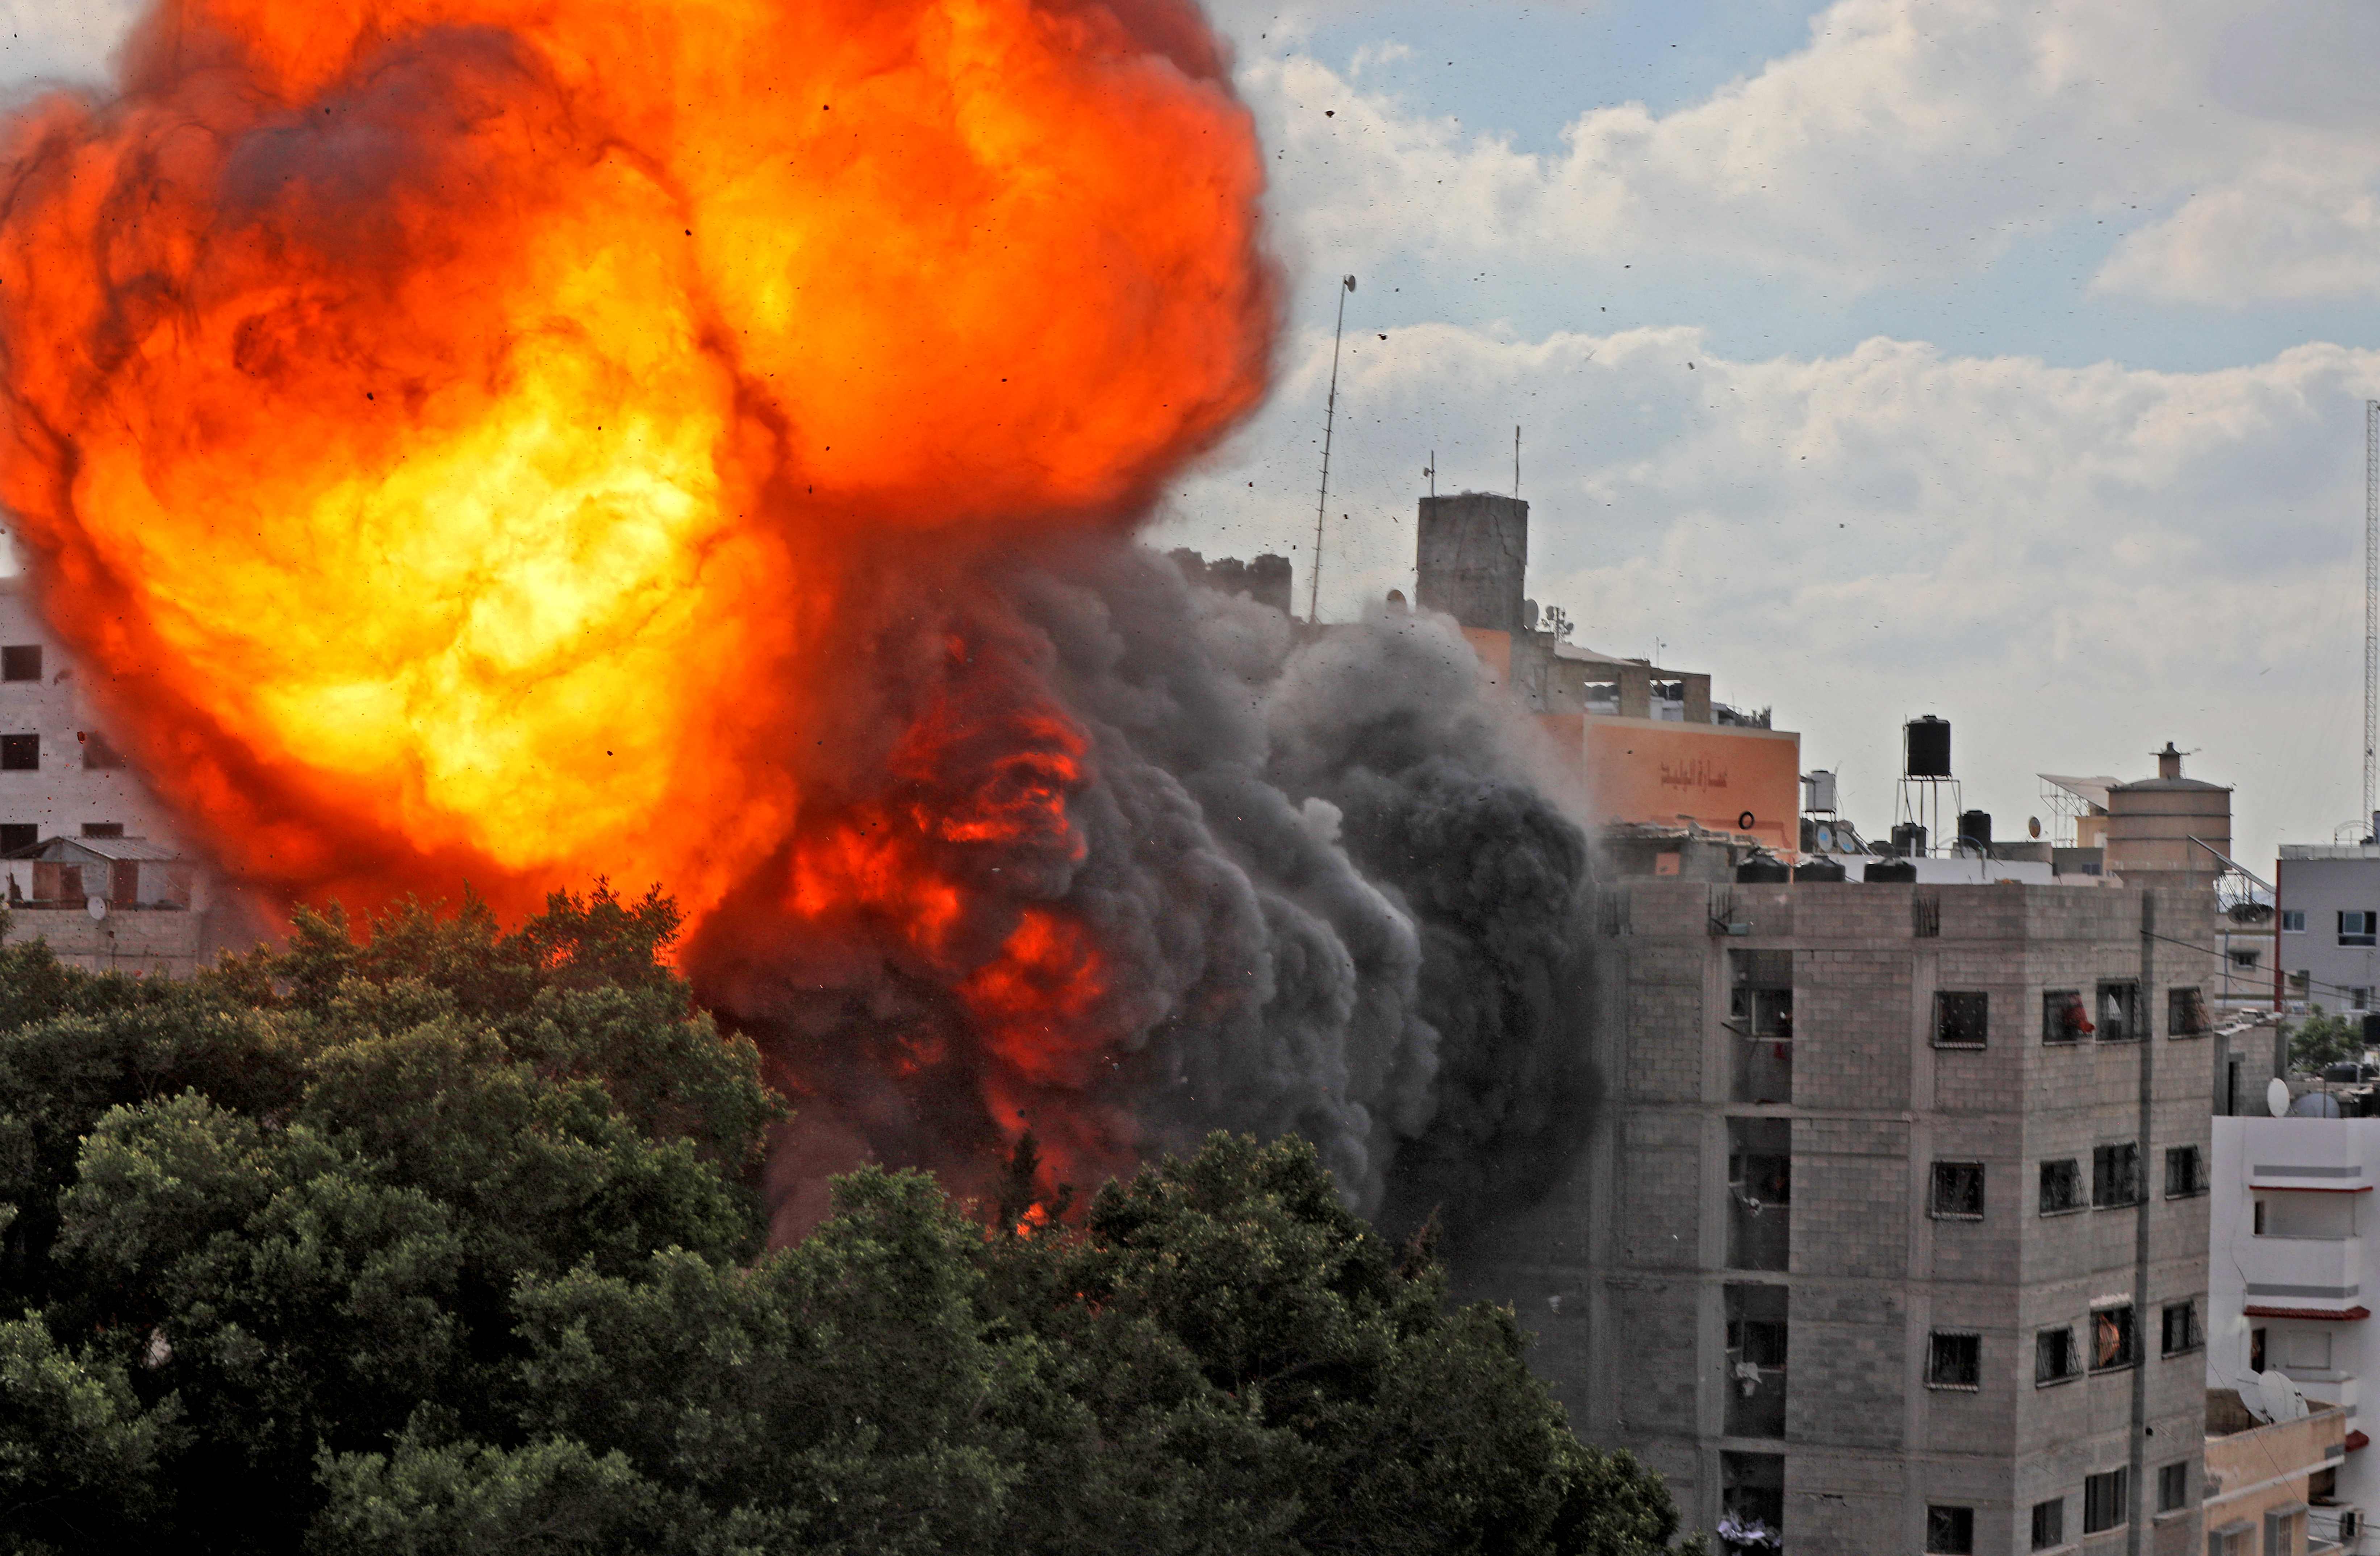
[2291,1004,2367,1073]
[0,894,1694,1555]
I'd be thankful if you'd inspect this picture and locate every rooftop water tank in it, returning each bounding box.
[1905,716,1952,778]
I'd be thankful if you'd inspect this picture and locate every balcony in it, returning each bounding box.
[2242,1236,2366,1321]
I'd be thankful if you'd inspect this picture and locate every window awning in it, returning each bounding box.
[2243,1305,2371,1322]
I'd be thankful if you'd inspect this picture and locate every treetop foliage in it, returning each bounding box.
[0,889,1693,1556]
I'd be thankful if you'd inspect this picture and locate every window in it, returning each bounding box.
[80,822,123,839]
[2097,981,2141,1041]
[78,730,124,770]
[2283,909,2307,932]
[2253,1199,2267,1236]
[2164,1146,2205,1199]
[2344,911,2378,948]
[1934,990,1988,1047]
[2036,1325,2080,1384]
[1930,1161,1986,1220]
[2026,1497,2063,1550]
[2042,988,2092,1042]
[0,735,34,772]
[2230,948,2262,969]
[1924,1505,1974,1554]
[2091,1306,2137,1371]
[2083,1468,2129,1533]
[1926,1331,1981,1389]
[0,645,38,682]
[2283,1329,2331,1370]
[2161,1300,2202,1356]
[0,822,33,855]
[2156,1461,2188,1514]
[2360,987,2375,1013]
[1725,1285,1788,1439]
[2039,1159,2085,1214]
[2167,986,2208,1036]
[1727,1119,1792,1272]
[2093,1144,2141,1208]
[2250,1327,2266,1373]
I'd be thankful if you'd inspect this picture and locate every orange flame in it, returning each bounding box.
[0,0,1273,1191]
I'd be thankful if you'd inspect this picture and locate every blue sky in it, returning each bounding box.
[9,0,2380,866]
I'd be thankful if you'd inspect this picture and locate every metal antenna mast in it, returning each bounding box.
[1310,274,1354,625]
[2366,400,2377,835]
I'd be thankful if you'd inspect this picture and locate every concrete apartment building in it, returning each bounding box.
[0,573,239,974]
[2275,846,2380,1015]
[1492,878,2219,1556]
[2207,1116,2380,1552]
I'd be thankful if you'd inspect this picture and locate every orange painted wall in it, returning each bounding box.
[1561,715,1801,851]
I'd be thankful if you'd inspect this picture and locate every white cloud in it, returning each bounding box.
[1162,322,2380,862]
[0,0,136,94]
[1243,0,2380,306]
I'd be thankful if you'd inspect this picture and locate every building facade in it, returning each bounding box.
[1479,878,2218,1555]
[2202,1386,2348,1555]
[2207,1115,2380,1552]
[0,574,247,972]
[2275,847,2380,1015]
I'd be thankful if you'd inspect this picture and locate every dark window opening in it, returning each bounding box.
[1930,1161,1986,1219]
[2043,987,2093,1041]
[0,735,35,772]
[2165,1145,2205,1199]
[1725,1284,1787,1439]
[2168,986,2209,1036]
[2250,1327,2267,1373]
[0,822,34,856]
[2083,1467,2129,1533]
[2093,1143,2141,1208]
[1934,990,1988,1047]
[2036,1326,2080,1384]
[1913,893,1941,937]
[2156,1461,2188,1514]
[1727,1119,1792,1273]
[80,822,123,839]
[0,645,38,682]
[1926,1331,1981,1389]
[2030,1498,2064,1551]
[2097,981,2142,1041]
[1720,1452,1784,1555]
[2161,1300,2203,1356]
[1729,953,1794,1104]
[2091,1306,2138,1372]
[2254,1199,2267,1236]
[1925,1505,1974,1555]
[79,730,124,770]
[2343,910,2378,948]
[2039,1158,2085,1214]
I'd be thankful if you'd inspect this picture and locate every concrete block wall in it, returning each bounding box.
[1538,876,2214,1556]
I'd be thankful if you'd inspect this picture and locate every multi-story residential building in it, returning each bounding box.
[2275,846,2380,1016]
[2207,1115,2380,1552]
[0,573,245,973]
[1481,877,2219,1556]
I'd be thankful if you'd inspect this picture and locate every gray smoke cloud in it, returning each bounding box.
[690,538,1596,1233]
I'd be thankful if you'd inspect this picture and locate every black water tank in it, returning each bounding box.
[1905,716,1952,778]
[1863,858,1919,883]
[1890,822,1928,857]
[1736,857,1792,883]
[1958,810,1992,852]
[1796,858,1849,882]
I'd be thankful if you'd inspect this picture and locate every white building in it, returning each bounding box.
[2209,1115,2377,1552]
[2276,846,2380,1015]
[0,574,248,973]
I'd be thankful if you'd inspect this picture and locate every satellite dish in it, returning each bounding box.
[85,894,107,922]
[2028,816,2042,840]
[1815,822,1835,852]
[2256,1368,2309,1423]
[2269,1078,2293,1118]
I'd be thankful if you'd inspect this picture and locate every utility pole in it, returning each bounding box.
[1310,274,1355,625]
[1513,425,1521,498]
[2367,399,2377,837]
